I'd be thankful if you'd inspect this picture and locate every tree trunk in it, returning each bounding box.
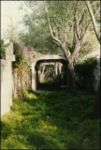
[95,80,100,117]
[67,61,76,92]
[85,1,100,43]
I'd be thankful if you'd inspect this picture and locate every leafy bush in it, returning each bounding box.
[13,42,29,69]
[13,42,21,62]
[75,57,98,92]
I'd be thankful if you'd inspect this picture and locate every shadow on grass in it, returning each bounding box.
[1,91,100,149]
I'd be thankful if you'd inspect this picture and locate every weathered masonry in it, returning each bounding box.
[1,40,15,116]
[31,55,67,91]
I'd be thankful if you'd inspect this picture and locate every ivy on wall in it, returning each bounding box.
[13,42,29,69]
[0,40,6,59]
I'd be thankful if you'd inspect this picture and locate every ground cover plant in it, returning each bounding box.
[1,91,100,149]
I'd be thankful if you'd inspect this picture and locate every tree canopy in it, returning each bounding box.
[19,1,99,56]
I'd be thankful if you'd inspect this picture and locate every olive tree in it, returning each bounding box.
[44,1,99,91]
[22,1,99,91]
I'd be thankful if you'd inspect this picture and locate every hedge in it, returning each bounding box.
[75,57,100,92]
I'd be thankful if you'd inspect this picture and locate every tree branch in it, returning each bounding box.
[78,9,87,26]
[80,21,90,41]
[70,41,81,63]
[44,5,61,47]
[71,2,100,62]
[80,4,100,41]
[85,1,100,43]
[75,16,80,40]
[44,4,71,60]
[73,1,80,43]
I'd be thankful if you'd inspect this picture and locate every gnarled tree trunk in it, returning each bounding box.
[67,61,76,92]
[95,79,100,117]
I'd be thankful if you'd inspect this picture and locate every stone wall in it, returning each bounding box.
[1,41,15,116]
[13,67,32,98]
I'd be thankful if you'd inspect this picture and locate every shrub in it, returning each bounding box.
[13,42,29,69]
[75,57,98,92]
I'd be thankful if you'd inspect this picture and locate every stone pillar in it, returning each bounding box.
[1,40,15,117]
[55,63,58,76]
[31,64,38,91]
[32,70,36,91]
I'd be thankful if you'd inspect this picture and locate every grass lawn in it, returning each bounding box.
[1,91,100,149]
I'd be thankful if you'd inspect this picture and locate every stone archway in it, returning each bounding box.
[31,55,67,91]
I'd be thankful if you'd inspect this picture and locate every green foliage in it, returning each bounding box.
[1,91,100,149]
[20,1,76,53]
[20,1,99,58]
[46,1,75,47]
[18,58,29,69]
[79,31,99,57]
[75,57,97,91]
[23,90,37,100]
[13,42,21,61]
[19,4,59,54]
[0,40,6,59]
[13,42,29,69]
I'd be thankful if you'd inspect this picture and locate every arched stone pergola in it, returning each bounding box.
[31,55,67,91]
